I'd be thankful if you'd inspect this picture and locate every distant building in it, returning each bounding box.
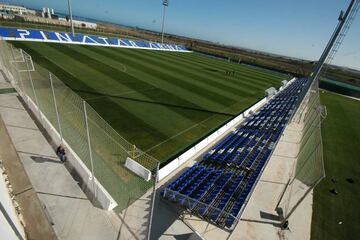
[0,3,36,15]
[59,18,97,29]
[39,6,97,29]
[0,10,15,19]
[41,7,55,19]
[1,3,98,30]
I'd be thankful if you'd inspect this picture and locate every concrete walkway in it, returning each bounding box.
[0,74,122,239]
[0,111,56,240]
[151,105,314,240]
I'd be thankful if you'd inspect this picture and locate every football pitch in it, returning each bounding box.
[312,91,360,240]
[11,41,288,164]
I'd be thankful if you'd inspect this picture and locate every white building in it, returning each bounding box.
[0,11,15,20]
[41,7,55,19]
[59,18,98,29]
[0,3,36,15]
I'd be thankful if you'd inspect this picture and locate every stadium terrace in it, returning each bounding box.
[161,78,309,229]
[0,27,189,52]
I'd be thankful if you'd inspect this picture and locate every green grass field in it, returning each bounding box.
[11,41,288,163]
[311,91,360,240]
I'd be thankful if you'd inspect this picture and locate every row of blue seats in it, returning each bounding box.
[162,78,309,229]
[189,169,224,201]
[206,131,249,163]
[205,92,298,164]
[224,148,273,226]
[208,131,246,161]
[212,129,268,166]
[178,167,216,205]
[206,101,289,166]
[219,79,309,225]
[246,102,294,125]
[167,165,207,196]
[229,132,269,167]
[216,131,261,165]
[167,163,199,191]
[198,172,233,216]
[209,174,245,222]
[203,133,235,161]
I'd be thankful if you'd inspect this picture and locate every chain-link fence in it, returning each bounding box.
[276,79,326,222]
[0,38,159,239]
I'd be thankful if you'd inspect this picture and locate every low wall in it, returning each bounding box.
[158,77,296,182]
[0,165,25,239]
[3,67,117,210]
[22,94,118,210]
[158,97,267,181]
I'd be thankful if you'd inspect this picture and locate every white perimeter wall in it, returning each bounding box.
[158,77,296,181]
[24,94,118,210]
[2,68,117,210]
[158,97,267,181]
[0,169,25,240]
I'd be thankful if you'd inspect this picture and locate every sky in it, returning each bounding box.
[8,0,360,70]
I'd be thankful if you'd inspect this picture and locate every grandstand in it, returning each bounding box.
[162,77,308,229]
[0,0,357,239]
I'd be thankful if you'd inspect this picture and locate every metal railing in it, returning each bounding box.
[0,38,159,240]
[276,81,325,224]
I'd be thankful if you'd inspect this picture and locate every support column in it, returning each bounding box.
[49,72,63,143]
[83,101,96,199]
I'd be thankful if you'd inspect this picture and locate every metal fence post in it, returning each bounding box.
[16,65,26,97]
[0,48,4,71]
[9,44,16,62]
[24,50,41,120]
[49,72,63,143]
[147,162,160,240]
[9,46,24,94]
[83,101,96,199]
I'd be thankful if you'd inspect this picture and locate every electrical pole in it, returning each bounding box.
[67,0,75,36]
[161,0,169,44]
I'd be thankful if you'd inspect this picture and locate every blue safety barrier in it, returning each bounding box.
[0,27,190,52]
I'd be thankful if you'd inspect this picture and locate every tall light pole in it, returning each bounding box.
[67,0,75,36]
[161,0,169,44]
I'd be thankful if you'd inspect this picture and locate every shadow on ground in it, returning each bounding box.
[30,156,62,164]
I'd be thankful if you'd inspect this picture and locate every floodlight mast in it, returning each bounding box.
[309,0,358,84]
[67,0,75,36]
[161,0,169,44]
[278,0,359,227]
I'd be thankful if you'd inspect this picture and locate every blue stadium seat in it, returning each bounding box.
[162,78,309,229]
